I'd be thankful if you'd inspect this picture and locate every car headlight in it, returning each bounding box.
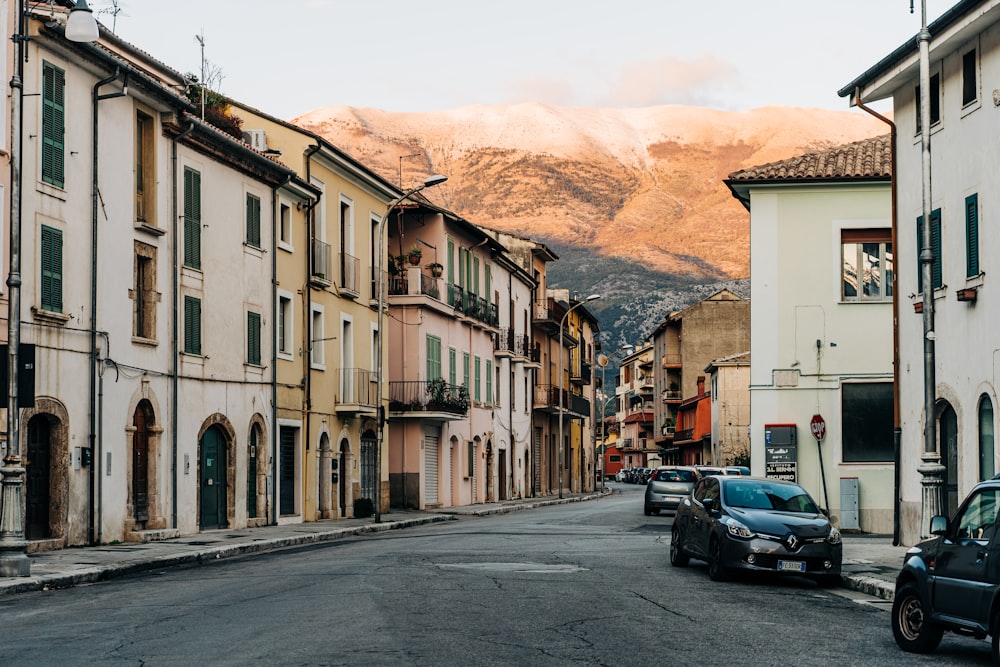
[827,527,842,545]
[724,518,755,539]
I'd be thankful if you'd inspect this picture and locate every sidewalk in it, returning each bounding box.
[0,490,905,599]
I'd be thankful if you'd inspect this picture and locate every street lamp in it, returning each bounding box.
[596,344,632,493]
[557,294,599,499]
[374,174,446,522]
[0,0,99,578]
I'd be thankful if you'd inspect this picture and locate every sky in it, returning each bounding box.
[103,0,956,120]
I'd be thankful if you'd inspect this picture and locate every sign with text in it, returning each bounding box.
[764,424,797,482]
[810,414,826,441]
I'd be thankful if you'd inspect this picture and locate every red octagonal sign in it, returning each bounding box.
[810,414,826,441]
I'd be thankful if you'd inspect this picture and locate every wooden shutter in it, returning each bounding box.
[184,296,202,355]
[41,63,65,188]
[40,225,62,312]
[449,347,456,386]
[474,356,481,402]
[246,194,261,248]
[486,360,493,405]
[966,194,980,277]
[916,210,943,292]
[426,335,441,380]
[247,311,261,365]
[184,168,202,268]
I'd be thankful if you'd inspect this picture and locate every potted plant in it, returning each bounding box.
[407,244,422,265]
[428,262,443,277]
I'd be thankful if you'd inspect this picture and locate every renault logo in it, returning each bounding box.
[785,534,799,550]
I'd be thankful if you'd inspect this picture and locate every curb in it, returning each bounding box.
[841,573,895,601]
[0,514,455,597]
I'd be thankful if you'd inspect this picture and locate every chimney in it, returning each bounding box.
[697,375,705,396]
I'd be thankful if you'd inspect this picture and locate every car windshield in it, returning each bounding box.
[723,480,820,513]
[654,469,695,483]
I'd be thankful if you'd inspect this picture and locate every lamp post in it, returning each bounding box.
[596,344,632,493]
[915,0,944,536]
[374,174,446,522]
[557,294,599,499]
[0,0,98,578]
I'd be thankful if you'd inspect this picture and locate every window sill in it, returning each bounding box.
[31,307,70,325]
[134,222,166,237]
[131,336,158,347]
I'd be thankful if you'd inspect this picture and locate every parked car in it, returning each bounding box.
[724,466,751,476]
[670,475,842,584]
[890,478,1000,662]
[644,466,701,515]
[695,466,725,478]
[614,469,628,483]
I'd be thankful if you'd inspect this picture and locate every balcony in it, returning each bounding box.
[663,389,682,404]
[533,384,590,417]
[388,380,469,421]
[661,354,681,369]
[674,428,695,444]
[335,368,378,415]
[571,360,592,386]
[310,238,332,287]
[533,298,567,335]
[339,252,360,298]
[495,327,514,357]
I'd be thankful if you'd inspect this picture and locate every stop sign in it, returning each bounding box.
[810,414,826,441]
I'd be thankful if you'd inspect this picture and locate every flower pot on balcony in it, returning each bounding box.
[429,262,443,277]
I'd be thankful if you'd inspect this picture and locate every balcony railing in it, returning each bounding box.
[339,252,360,296]
[663,390,682,402]
[388,380,470,416]
[533,384,590,415]
[336,368,377,407]
[495,327,515,354]
[674,428,694,442]
[661,354,682,368]
[514,333,530,358]
[310,237,331,285]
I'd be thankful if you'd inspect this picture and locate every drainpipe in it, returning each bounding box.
[301,144,321,521]
[854,89,900,545]
[170,119,195,531]
[89,67,125,544]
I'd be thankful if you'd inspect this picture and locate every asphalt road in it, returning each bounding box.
[0,484,991,666]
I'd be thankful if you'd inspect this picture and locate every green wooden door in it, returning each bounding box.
[200,427,227,529]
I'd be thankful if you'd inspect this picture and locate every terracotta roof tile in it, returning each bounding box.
[727,134,891,182]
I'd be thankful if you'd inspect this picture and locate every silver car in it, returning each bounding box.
[644,466,701,515]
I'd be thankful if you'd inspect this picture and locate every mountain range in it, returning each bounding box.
[293,103,888,347]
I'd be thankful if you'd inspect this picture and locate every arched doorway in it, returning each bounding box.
[939,403,959,517]
[485,440,494,502]
[200,425,228,530]
[339,439,352,518]
[248,424,261,520]
[318,433,333,519]
[25,415,52,540]
[132,400,154,528]
[359,430,376,516]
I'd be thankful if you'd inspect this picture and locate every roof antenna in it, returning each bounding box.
[195,31,206,120]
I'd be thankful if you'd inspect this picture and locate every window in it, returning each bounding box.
[966,194,980,278]
[963,48,978,107]
[40,225,62,312]
[426,335,442,380]
[135,109,156,224]
[474,356,481,402]
[278,294,292,356]
[183,295,201,355]
[486,360,493,405]
[449,347,457,387]
[473,256,480,296]
[980,396,995,480]
[279,203,291,247]
[915,72,941,131]
[133,241,157,339]
[41,61,65,188]
[247,311,261,366]
[246,193,261,249]
[311,307,324,367]
[841,229,893,302]
[916,209,942,292]
[463,352,470,389]
[183,167,201,269]
[841,382,893,462]
[467,441,475,478]
[954,488,999,542]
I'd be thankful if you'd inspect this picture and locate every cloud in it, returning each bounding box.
[598,55,740,108]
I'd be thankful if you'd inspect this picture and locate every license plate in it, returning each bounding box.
[778,560,806,572]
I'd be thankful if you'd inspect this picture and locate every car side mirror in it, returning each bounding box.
[929,515,948,535]
[703,497,717,513]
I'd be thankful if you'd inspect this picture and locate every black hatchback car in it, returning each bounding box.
[891,478,1000,662]
[670,475,842,584]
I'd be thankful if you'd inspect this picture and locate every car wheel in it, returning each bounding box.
[670,526,689,567]
[707,537,729,582]
[652,508,660,515]
[891,582,943,653]
[643,506,652,516]
[991,612,1000,665]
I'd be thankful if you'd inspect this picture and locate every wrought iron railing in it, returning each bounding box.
[311,237,331,283]
[339,252,359,294]
[336,368,377,406]
[388,380,469,416]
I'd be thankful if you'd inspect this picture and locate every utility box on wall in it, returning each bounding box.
[764,424,797,482]
[840,477,860,530]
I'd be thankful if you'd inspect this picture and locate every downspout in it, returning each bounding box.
[855,88,900,545]
[90,67,125,544]
[170,119,195,531]
[301,144,321,521]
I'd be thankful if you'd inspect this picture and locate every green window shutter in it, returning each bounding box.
[474,356,481,402]
[463,352,470,388]
[486,360,493,405]
[484,262,491,299]
[473,256,480,296]
[246,194,261,248]
[41,62,65,188]
[449,347,457,386]
[916,215,924,293]
[966,194,980,278]
[426,335,441,380]
[184,296,202,355]
[183,168,202,268]
[447,239,455,283]
[458,247,467,288]
[931,209,942,289]
[40,225,63,312]
[247,311,261,365]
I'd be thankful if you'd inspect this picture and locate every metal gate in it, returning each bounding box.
[425,430,439,505]
[533,427,542,493]
[359,435,376,503]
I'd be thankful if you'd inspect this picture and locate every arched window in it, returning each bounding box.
[980,395,995,480]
